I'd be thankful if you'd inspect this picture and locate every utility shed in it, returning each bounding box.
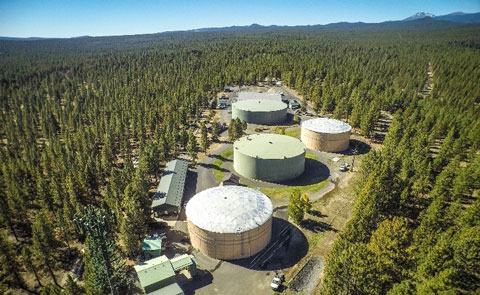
[142,235,165,258]
[134,256,176,294]
[170,254,197,275]
[152,159,188,215]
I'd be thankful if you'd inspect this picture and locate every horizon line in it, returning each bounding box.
[1,11,478,40]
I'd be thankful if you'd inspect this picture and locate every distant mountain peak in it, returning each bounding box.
[448,12,466,16]
[404,12,435,21]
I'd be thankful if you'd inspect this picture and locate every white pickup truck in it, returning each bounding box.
[270,273,285,291]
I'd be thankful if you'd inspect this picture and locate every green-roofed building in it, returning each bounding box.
[148,283,184,295]
[152,159,188,215]
[170,254,197,275]
[134,256,177,294]
[134,254,197,295]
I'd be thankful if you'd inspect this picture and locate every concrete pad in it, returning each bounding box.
[194,262,273,295]
[174,221,188,234]
[192,250,221,272]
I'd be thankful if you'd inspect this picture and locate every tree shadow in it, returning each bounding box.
[300,219,337,233]
[228,218,308,271]
[309,210,327,218]
[198,163,229,173]
[337,139,371,155]
[209,154,232,162]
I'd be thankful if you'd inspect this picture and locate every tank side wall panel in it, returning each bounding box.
[232,107,287,125]
[234,149,305,182]
[187,217,272,260]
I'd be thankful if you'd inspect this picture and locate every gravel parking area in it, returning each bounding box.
[288,257,324,294]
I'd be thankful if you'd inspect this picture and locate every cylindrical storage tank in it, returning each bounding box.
[232,99,287,125]
[234,134,305,182]
[301,118,352,152]
[186,186,273,260]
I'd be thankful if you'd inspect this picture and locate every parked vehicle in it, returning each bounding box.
[270,273,285,291]
[289,99,300,109]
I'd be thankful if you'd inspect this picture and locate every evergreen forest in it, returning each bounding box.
[0,19,479,294]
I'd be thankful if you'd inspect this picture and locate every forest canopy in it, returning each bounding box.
[0,19,479,294]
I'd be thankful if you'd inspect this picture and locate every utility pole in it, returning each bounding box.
[74,206,119,295]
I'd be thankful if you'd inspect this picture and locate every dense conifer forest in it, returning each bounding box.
[0,19,479,294]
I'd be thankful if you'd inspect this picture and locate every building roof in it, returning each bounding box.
[147,282,184,295]
[221,173,239,184]
[234,134,305,160]
[186,186,273,234]
[142,236,164,252]
[134,256,175,289]
[233,99,286,113]
[170,254,195,271]
[237,91,282,102]
[302,118,352,134]
[153,159,188,209]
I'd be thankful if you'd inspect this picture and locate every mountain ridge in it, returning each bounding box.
[1,11,479,40]
[403,11,480,23]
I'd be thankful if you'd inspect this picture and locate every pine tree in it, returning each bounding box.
[62,275,84,295]
[228,119,237,141]
[186,128,198,161]
[288,191,308,224]
[119,183,147,258]
[22,246,43,288]
[0,230,29,293]
[211,120,219,142]
[367,217,413,294]
[200,122,209,153]
[32,211,60,287]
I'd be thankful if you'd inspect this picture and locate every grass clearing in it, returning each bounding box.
[273,127,301,138]
[258,179,328,200]
[212,148,233,181]
[212,148,324,200]
[285,128,301,138]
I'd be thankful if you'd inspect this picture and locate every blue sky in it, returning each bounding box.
[0,0,479,38]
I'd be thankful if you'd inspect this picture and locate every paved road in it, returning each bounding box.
[194,143,232,193]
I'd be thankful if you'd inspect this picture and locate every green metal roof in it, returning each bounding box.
[170,254,195,272]
[147,282,184,295]
[234,134,305,159]
[152,159,188,209]
[134,256,175,289]
[233,99,287,112]
[142,236,164,252]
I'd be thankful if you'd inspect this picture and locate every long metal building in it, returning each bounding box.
[186,186,273,260]
[152,159,188,215]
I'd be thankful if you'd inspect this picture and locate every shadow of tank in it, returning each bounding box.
[227,217,308,271]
